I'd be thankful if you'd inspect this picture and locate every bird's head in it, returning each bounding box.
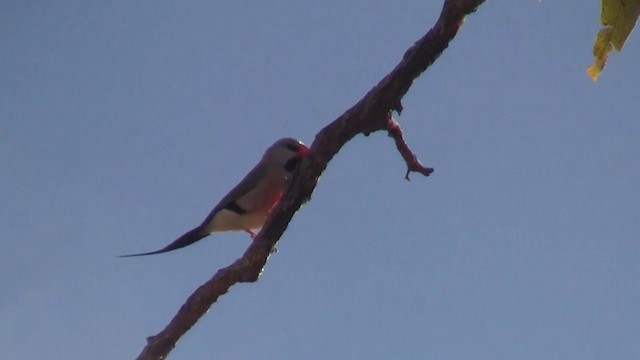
[264,137,309,172]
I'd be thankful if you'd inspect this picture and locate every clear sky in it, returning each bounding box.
[2,1,639,359]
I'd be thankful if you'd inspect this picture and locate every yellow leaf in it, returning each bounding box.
[588,0,640,81]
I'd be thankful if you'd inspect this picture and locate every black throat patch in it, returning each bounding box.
[284,157,301,172]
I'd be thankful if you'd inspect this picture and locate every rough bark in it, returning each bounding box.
[135,0,486,358]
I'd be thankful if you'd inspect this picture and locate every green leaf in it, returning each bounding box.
[587,0,640,81]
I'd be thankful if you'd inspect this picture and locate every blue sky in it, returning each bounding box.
[2,1,639,359]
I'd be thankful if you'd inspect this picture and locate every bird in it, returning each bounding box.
[119,137,309,257]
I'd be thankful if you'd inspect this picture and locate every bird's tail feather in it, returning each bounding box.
[118,226,209,257]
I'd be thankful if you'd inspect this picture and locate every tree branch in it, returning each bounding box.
[135,0,485,358]
[387,116,434,180]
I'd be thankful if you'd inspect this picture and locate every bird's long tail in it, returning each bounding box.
[118,226,209,257]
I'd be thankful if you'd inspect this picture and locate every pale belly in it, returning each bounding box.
[205,209,270,233]
[204,178,285,233]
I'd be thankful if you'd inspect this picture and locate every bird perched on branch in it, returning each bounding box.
[119,137,309,257]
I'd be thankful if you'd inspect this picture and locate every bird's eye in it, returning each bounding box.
[286,144,299,152]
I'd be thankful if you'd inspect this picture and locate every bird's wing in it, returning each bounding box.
[199,161,269,224]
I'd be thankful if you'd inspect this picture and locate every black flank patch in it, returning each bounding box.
[224,200,247,214]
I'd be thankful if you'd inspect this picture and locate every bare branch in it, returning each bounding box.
[135,0,485,358]
[387,116,434,180]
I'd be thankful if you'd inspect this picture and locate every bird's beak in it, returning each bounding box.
[296,144,310,157]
